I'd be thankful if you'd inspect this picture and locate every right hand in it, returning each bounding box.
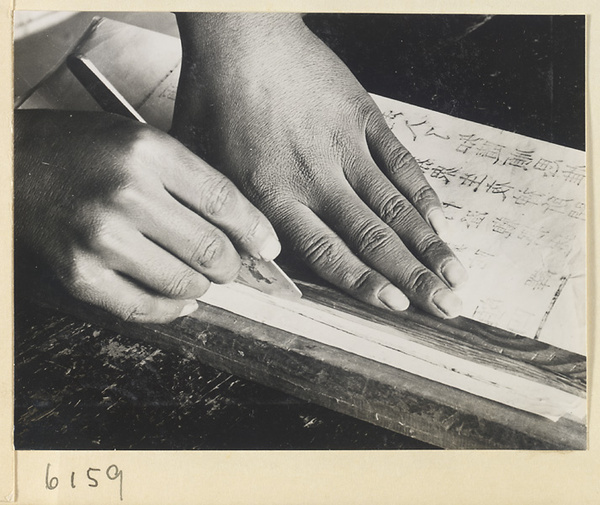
[14,110,280,323]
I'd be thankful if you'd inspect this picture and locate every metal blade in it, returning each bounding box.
[236,256,302,300]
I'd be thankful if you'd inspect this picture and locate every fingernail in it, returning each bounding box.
[178,300,198,318]
[442,260,468,287]
[428,208,450,241]
[378,284,410,311]
[258,236,282,262]
[433,289,462,318]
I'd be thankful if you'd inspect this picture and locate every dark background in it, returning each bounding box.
[14,13,585,450]
[306,14,585,151]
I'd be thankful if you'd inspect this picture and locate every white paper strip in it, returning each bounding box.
[200,283,585,422]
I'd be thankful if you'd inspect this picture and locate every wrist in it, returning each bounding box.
[177,13,307,60]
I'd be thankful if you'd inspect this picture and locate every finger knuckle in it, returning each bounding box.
[164,271,197,298]
[245,174,289,209]
[379,194,411,224]
[190,231,225,269]
[87,225,119,255]
[356,223,394,257]
[388,144,414,171]
[328,127,354,156]
[126,124,161,153]
[342,92,375,124]
[81,207,125,253]
[286,148,320,189]
[112,186,144,210]
[406,267,435,294]
[115,125,161,168]
[239,214,263,245]
[417,233,446,258]
[204,176,236,218]
[344,268,374,293]
[411,184,437,208]
[301,234,339,268]
[121,301,154,323]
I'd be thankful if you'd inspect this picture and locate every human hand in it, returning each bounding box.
[173,13,467,318]
[14,110,280,323]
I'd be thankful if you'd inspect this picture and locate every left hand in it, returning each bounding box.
[172,13,467,318]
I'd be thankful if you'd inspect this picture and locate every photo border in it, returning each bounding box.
[2,1,598,503]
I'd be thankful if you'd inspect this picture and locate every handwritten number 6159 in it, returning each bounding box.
[45,463,123,501]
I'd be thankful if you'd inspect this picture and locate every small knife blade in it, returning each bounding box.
[67,52,302,300]
[237,256,303,300]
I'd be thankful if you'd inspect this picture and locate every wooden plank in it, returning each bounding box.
[19,269,586,450]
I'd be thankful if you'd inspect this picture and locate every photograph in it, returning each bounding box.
[13,10,586,452]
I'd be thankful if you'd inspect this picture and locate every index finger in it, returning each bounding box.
[155,137,281,261]
[366,113,449,239]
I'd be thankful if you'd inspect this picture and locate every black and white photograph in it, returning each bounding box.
[13,10,586,455]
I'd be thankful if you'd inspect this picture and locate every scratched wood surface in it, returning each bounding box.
[15,297,435,450]
[16,261,586,450]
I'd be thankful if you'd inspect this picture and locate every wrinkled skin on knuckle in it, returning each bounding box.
[387,145,418,176]
[258,202,301,249]
[319,96,375,173]
[405,266,438,299]
[299,234,339,270]
[190,232,241,283]
[379,194,412,225]
[355,223,394,257]
[234,124,345,210]
[415,233,448,263]
[251,146,328,207]
[190,231,224,269]
[327,127,358,164]
[289,148,321,188]
[258,189,309,230]
[298,235,377,294]
[240,167,274,206]
[341,268,377,295]
[239,213,263,245]
[203,176,237,218]
[121,300,157,323]
[338,90,377,127]
[411,184,438,210]
[163,271,198,299]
